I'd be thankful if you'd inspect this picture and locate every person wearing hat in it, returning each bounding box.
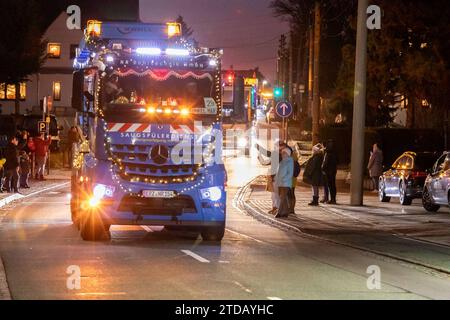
[275,146,294,218]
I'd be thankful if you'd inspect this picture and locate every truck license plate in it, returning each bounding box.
[142,190,176,198]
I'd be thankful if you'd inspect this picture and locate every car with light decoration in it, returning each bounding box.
[379,151,439,205]
[422,151,450,212]
[70,20,226,241]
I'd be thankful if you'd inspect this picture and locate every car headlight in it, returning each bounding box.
[237,137,248,148]
[92,183,115,200]
[200,186,222,202]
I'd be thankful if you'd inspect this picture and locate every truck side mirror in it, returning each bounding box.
[72,71,84,112]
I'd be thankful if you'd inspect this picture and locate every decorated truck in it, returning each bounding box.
[71,20,226,241]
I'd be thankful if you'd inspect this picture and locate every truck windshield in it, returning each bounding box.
[102,70,217,118]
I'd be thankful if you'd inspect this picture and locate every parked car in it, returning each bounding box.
[422,151,450,212]
[379,151,440,205]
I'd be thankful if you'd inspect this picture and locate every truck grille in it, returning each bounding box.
[110,143,202,183]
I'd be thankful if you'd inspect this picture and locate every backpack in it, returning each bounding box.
[293,160,301,178]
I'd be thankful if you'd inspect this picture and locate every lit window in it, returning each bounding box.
[0,82,26,100]
[53,81,61,101]
[48,43,61,58]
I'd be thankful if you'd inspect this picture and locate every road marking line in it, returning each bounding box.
[267,296,282,300]
[233,281,252,294]
[181,250,210,263]
[225,228,265,244]
[141,226,154,233]
[219,260,230,264]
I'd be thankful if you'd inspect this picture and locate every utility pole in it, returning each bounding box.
[312,1,321,145]
[278,34,287,98]
[288,31,294,103]
[307,26,314,118]
[296,31,305,119]
[350,0,369,206]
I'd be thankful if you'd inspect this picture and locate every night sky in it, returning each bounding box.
[139,0,290,83]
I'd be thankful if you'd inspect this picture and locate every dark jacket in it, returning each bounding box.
[322,148,338,176]
[303,153,324,186]
[368,149,383,177]
[5,142,20,170]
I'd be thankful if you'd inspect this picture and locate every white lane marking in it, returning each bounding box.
[233,281,252,294]
[267,296,282,300]
[181,250,210,263]
[225,228,265,244]
[141,226,154,233]
[219,260,230,264]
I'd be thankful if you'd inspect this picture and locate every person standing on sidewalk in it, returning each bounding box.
[303,144,324,206]
[275,147,294,218]
[33,133,52,181]
[266,141,284,215]
[367,143,383,191]
[322,139,338,204]
[288,145,300,214]
[4,136,21,193]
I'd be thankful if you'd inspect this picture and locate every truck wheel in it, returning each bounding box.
[80,210,110,241]
[70,195,80,230]
[201,224,225,242]
[70,179,80,229]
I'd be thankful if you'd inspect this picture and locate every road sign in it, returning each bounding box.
[275,101,293,118]
[38,121,48,134]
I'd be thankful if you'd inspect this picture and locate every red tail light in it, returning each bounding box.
[411,171,427,178]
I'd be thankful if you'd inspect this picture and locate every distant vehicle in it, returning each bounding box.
[422,151,450,212]
[379,151,440,205]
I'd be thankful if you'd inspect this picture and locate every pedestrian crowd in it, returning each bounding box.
[265,140,386,218]
[0,131,52,194]
[266,139,338,218]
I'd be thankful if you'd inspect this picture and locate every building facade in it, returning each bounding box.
[0,12,83,119]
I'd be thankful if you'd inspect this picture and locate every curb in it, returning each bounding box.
[236,176,450,277]
[0,181,70,209]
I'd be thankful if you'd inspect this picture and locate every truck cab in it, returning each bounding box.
[71,20,226,241]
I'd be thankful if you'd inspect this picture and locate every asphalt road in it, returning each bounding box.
[0,154,450,299]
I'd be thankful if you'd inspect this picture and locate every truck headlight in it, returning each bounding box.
[93,183,115,200]
[200,186,222,201]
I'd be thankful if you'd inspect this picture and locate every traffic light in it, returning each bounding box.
[226,72,235,85]
[273,87,283,99]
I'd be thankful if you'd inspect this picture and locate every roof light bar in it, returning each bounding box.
[166,48,190,56]
[136,47,162,55]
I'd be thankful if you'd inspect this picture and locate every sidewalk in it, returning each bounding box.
[242,175,450,275]
[0,169,71,208]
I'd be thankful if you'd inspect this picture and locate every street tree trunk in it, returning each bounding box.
[406,97,415,128]
[312,1,321,145]
[14,82,20,114]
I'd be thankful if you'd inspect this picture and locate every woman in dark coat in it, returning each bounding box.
[303,144,324,206]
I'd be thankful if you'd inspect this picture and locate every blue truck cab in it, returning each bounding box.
[70,20,226,241]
